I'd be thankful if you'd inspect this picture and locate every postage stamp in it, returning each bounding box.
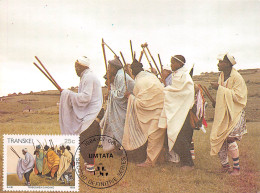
[3,134,79,192]
[75,135,128,189]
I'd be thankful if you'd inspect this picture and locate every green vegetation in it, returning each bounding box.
[0,69,259,192]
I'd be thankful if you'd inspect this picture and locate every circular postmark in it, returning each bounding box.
[75,135,128,189]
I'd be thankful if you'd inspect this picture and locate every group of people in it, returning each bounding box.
[17,144,74,186]
[59,52,247,176]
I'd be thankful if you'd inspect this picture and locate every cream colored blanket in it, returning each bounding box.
[210,68,247,155]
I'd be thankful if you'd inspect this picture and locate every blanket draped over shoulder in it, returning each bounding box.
[59,69,103,134]
[159,67,194,152]
[35,149,44,173]
[210,68,247,155]
[101,69,135,151]
[57,149,72,181]
[122,71,164,151]
[17,152,34,181]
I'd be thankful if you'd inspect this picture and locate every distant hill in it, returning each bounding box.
[1,68,259,122]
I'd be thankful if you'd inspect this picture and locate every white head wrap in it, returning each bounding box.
[217,53,236,65]
[22,148,28,153]
[77,56,90,67]
[164,64,172,71]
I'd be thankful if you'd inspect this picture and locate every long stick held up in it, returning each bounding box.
[102,39,128,90]
[10,146,20,158]
[130,40,134,61]
[144,43,162,77]
[102,38,111,91]
[33,57,62,92]
[138,51,144,62]
[158,54,163,72]
[200,85,215,105]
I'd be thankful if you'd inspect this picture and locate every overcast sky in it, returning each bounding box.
[0,0,259,97]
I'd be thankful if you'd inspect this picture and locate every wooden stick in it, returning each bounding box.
[35,56,62,92]
[33,62,61,91]
[10,146,20,158]
[130,40,134,60]
[138,51,144,62]
[103,39,128,91]
[203,86,215,103]
[103,41,117,56]
[133,51,136,60]
[144,43,162,77]
[158,54,163,72]
[37,140,43,149]
[32,140,35,150]
[102,38,111,91]
[120,51,128,90]
[141,46,153,69]
[200,85,215,104]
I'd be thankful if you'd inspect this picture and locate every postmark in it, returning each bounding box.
[3,134,79,192]
[75,135,128,189]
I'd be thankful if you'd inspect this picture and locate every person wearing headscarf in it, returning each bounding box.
[210,53,247,176]
[159,55,195,171]
[44,145,60,180]
[100,57,135,151]
[34,145,44,176]
[122,59,165,167]
[57,144,72,184]
[16,148,34,186]
[59,56,103,135]
[59,56,103,172]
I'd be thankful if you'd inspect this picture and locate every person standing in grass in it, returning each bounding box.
[34,145,44,176]
[100,57,135,152]
[210,53,247,176]
[59,56,103,172]
[123,59,165,167]
[44,145,60,180]
[159,55,195,171]
[17,148,34,186]
[57,144,72,184]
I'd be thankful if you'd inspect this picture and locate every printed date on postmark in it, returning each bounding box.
[3,134,79,192]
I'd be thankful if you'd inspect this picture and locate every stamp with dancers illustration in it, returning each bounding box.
[3,134,79,192]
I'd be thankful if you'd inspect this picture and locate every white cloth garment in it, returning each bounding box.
[17,152,34,181]
[159,66,194,151]
[59,69,103,134]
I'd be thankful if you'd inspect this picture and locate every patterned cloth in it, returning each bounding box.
[218,109,247,165]
[101,69,135,151]
[228,110,247,140]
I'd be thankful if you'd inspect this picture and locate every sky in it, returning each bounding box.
[0,0,260,97]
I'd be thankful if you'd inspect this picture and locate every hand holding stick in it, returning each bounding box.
[143,43,162,77]
[200,85,216,107]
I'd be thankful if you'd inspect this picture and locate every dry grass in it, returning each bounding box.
[0,69,259,192]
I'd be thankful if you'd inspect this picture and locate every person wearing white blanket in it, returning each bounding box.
[159,55,195,171]
[59,56,103,172]
[17,148,34,186]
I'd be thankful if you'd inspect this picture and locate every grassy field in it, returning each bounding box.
[0,69,259,192]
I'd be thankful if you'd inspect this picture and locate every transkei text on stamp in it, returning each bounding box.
[3,134,79,192]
